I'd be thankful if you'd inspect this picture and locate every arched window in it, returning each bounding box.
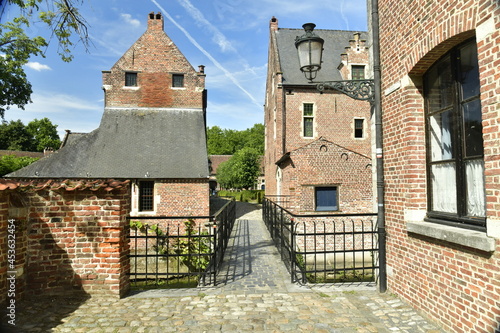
[424,39,485,230]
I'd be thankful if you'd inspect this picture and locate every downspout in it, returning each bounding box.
[371,0,387,293]
[281,83,287,156]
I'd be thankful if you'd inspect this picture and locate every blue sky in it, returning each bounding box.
[4,0,368,138]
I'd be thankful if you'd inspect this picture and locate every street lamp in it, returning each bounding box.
[295,20,386,293]
[295,23,375,103]
[294,23,324,81]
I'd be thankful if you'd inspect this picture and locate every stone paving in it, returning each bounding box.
[1,202,445,333]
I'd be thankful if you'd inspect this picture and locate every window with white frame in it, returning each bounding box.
[424,39,485,230]
[351,65,365,80]
[315,187,338,211]
[139,181,155,212]
[354,118,364,138]
[303,103,314,138]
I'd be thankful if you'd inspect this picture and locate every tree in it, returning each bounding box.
[0,119,34,150]
[26,117,61,151]
[207,123,264,155]
[0,0,90,117]
[0,118,61,151]
[216,147,261,190]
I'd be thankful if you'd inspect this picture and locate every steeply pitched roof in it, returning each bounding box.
[275,29,368,85]
[6,107,209,179]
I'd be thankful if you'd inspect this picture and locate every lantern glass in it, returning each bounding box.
[295,23,324,81]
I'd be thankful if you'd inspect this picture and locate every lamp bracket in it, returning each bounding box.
[316,79,375,103]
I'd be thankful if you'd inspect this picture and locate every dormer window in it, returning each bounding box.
[172,74,184,87]
[125,72,137,87]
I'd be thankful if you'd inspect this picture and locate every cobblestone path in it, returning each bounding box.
[1,202,445,332]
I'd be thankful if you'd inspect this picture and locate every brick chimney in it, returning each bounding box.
[148,12,164,31]
[270,16,278,32]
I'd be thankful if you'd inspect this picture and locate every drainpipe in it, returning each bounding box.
[371,0,387,293]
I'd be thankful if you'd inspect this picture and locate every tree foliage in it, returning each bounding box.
[207,123,264,155]
[0,117,61,151]
[26,117,61,151]
[0,0,90,116]
[216,147,261,190]
[0,154,39,176]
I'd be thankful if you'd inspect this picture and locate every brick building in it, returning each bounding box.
[374,0,500,331]
[0,12,209,299]
[264,17,374,214]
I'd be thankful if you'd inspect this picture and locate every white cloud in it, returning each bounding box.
[120,13,141,27]
[6,92,103,136]
[176,0,236,53]
[25,62,52,71]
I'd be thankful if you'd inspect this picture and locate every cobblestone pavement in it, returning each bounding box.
[2,202,445,333]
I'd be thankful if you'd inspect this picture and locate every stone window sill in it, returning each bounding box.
[407,221,496,252]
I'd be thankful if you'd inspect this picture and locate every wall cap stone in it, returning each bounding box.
[407,221,496,252]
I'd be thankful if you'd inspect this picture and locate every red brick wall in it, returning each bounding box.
[0,186,131,301]
[155,180,209,217]
[378,0,500,331]
[102,13,205,109]
[280,139,373,214]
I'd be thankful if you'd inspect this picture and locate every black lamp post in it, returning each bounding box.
[295,23,375,103]
[295,19,387,293]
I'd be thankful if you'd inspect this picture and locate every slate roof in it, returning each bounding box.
[275,28,368,85]
[5,107,209,179]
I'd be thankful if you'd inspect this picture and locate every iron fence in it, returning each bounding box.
[263,197,378,284]
[127,198,236,288]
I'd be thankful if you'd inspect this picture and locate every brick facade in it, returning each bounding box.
[131,180,209,217]
[102,12,206,109]
[264,18,374,214]
[0,185,131,304]
[377,0,500,331]
[279,138,373,214]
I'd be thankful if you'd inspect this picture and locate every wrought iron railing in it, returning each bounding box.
[127,198,236,289]
[263,197,378,284]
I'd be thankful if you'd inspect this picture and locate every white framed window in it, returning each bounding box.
[303,103,314,138]
[351,65,365,80]
[138,181,155,212]
[354,118,364,138]
[424,39,485,230]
